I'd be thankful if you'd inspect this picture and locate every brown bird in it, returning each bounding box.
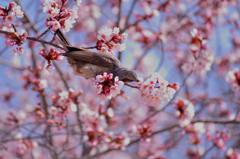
[55,29,139,82]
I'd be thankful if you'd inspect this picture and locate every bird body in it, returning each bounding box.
[56,29,139,82]
[66,51,115,78]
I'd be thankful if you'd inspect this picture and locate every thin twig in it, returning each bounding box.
[88,118,240,159]
[124,0,139,29]
[0,30,65,50]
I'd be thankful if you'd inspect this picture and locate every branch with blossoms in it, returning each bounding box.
[90,119,240,159]
[1,0,240,159]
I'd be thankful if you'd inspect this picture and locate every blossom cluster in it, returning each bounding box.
[74,3,101,32]
[175,99,195,127]
[106,133,130,149]
[39,48,62,68]
[42,0,79,32]
[185,123,205,145]
[1,27,27,54]
[81,110,130,150]
[181,29,214,76]
[14,139,34,157]
[226,149,240,159]
[133,123,153,141]
[140,0,159,18]
[0,0,240,159]
[182,50,214,76]
[46,89,80,127]
[187,147,203,159]
[84,128,130,150]
[22,68,48,93]
[6,112,19,126]
[0,2,23,22]
[140,73,178,108]
[96,27,127,54]
[226,68,240,96]
[95,72,124,99]
[210,131,229,149]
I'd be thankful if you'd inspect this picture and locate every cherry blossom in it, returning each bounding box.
[95,72,124,99]
[184,123,206,147]
[6,112,19,126]
[14,139,34,157]
[96,27,127,54]
[106,133,130,149]
[207,131,229,149]
[141,0,159,18]
[226,149,240,159]
[75,3,101,33]
[140,73,177,107]
[134,123,152,141]
[33,107,45,120]
[187,146,204,159]
[39,48,62,68]
[0,2,23,22]
[178,29,214,76]
[175,99,195,127]
[43,0,79,32]
[84,126,106,147]
[2,28,27,54]
[181,50,214,76]
[22,68,48,92]
[0,0,239,159]
[226,68,240,96]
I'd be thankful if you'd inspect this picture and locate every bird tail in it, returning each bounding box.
[55,29,85,52]
[55,29,71,48]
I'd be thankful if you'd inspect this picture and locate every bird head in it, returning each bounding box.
[116,68,139,82]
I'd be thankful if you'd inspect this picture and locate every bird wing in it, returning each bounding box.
[65,48,121,68]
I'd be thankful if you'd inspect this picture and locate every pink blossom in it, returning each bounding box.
[6,30,27,45]
[190,29,206,51]
[33,107,45,120]
[181,29,214,76]
[46,19,61,31]
[106,133,130,149]
[211,131,229,149]
[95,72,124,99]
[226,68,240,96]
[181,50,214,76]
[134,123,152,141]
[3,29,27,54]
[22,68,48,92]
[14,139,34,157]
[140,73,177,107]
[6,112,19,126]
[75,3,101,32]
[185,123,206,145]
[43,0,79,32]
[226,149,240,159]
[0,2,23,22]
[39,48,62,68]
[141,0,159,18]
[187,147,203,159]
[84,127,105,146]
[48,89,81,120]
[96,27,127,54]
[175,99,195,127]
[0,1,240,158]
[43,0,60,17]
